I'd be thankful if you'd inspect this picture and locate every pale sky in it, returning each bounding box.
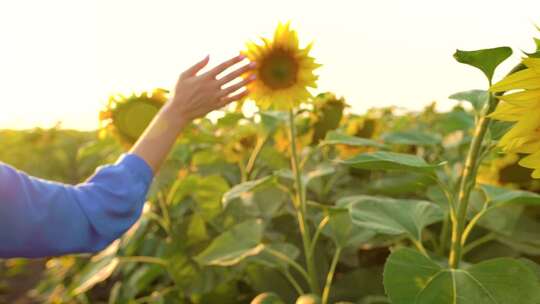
[0,0,539,130]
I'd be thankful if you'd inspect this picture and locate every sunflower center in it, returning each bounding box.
[259,49,299,90]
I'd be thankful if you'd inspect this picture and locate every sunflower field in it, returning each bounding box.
[2,23,540,304]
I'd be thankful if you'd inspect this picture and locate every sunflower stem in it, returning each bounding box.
[322,246,341,304]
[449,90,498,269]
[288,109,320,294]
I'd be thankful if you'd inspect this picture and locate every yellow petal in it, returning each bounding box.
[490,102,529,121]
[490,68,540,92]
[519,151,540,169]
[497,89,540,108]
[532,168,540,179]
[522,57,540,71]
[498,111,540,151]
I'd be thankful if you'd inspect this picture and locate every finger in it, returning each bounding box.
[220,75,255,97]
[219,89,249,107]
[206,54,246,77]
[180,55,210,79]
[218,62,256,85]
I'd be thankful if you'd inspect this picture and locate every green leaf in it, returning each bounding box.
[367,173,434,196]
[70,255,119,296]
[437,109,475,133]
[275,163,336,187]
[222,176,275,207]
[320,131,387,148]
[260,111,288,133]
[338,151,444,174]
[338,195,444,242]
[222,176,287,220]
[449,90,489,113]
[325,207,353,248]
[195,219,265,266]
[454,47,513,82]
[382,131,442,146]
[480,184,540,207]
[488,120,514,141]
[383,248,540,304]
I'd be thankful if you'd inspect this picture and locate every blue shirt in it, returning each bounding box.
[0,154,153,258]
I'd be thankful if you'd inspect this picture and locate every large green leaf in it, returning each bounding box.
[195,219,265,266]
[383,248,540,304]
[320,131,387,148]
[338,152,444,174]
[382,131,442,146]
[480,184,540,207]
[454,47,513,82]
[338,196,444,242]
[449,90,489,113]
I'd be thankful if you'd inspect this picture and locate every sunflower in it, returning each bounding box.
[100,89,168,146]
[490,57,540,178]
[243,22,321,110]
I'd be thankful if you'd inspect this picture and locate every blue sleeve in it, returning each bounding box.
[0,153,153,258]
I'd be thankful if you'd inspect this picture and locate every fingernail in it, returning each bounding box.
[249,62,257,68]
[238,54,246,60]
[249,74,257,80]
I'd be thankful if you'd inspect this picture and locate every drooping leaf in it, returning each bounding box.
[195,219,265,266]
[320,131,387,149]
[222,176,276,208]
[325,207,353,248]
[222,176,287,220]
[454,47,513,81]
[480,184,540,207]
[383,248,540,304]
[382,131,441,146]
[338,195,444,242]
[70,255,119,296]
[449,90,489,113]
[338,151,444,174]
[275,162,336,187]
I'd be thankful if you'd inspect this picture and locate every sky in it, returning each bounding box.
[0,0,539,130]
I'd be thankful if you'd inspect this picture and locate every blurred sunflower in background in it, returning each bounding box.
[99,89,168,146]
[490,57,540,178]
[243,22,321,110]
[310,92,347,144]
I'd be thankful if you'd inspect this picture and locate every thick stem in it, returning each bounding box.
[449,93,497,269]
[288,110,320,294]
[322,247,342,304]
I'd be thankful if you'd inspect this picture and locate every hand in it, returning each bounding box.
[130,54,256,173]
[170,54,256,122]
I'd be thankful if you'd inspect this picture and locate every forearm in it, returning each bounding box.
[129,101,188,174]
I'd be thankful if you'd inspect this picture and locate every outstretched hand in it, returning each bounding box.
[171,54,256,121]
[130,54,256,173]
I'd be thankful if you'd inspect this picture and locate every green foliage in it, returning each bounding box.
[453,47,513,82]
[383,248,540,304]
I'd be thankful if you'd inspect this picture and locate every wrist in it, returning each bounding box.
[160,102,190,130]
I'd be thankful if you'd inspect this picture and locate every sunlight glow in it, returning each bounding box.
[0,0,539,130]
